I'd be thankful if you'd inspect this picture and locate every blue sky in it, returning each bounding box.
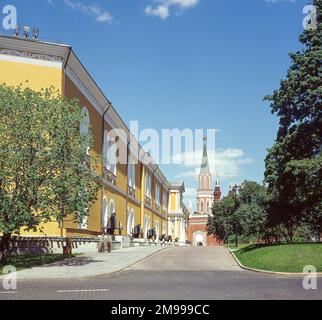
[1,0,311,207]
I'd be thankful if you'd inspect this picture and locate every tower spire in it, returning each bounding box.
[200,137,210,174]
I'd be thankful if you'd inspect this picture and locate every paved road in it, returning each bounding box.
[0,246,321,300]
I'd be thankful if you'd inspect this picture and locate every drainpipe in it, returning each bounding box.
[152,166,158,236]
[60,47,72,238]
[125,138,132,237]
[101,105,112,235]
[161,178,167,237]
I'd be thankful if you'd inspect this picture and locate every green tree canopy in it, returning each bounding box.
[0,84,100,263]
[264,0,322,240]
[207,181,268,246]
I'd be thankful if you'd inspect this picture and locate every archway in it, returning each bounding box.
[193,232,206,247]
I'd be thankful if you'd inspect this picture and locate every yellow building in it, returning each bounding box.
[0,35,172,243]
[167,182,189,245]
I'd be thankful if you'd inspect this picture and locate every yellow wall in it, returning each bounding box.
[0,60,63,93]
[170,192,176,211]
[0,56,170,240]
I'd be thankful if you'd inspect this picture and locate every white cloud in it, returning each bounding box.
[173,148,254,181]
[184,187,197,199]
[64,0,112,23]
[183,187,197,207]
[145,5,169,20]
[145,0,200,20]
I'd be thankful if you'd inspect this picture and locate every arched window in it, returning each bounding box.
[109,200,115,228]
[79,188,89,230]
[131,209,135,232]
[127,208,135,236]
[80,107,90,155]
[201,201,204,213]
[162,223,166,235]
[144,215,150,238]
[103,130,117,175]
[155,222,160,238]
[102,194,108,229]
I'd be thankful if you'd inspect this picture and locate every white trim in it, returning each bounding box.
[0,53,63,69]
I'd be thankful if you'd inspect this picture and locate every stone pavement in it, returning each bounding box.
[1,246,168,280]
[128,245,241,271]
[1,246,321,300]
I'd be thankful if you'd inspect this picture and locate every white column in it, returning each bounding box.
[174,217,178,239]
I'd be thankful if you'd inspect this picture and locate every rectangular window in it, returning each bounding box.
[163,191,167,209]
[127,156,136,190]
[145,172,151,198]
[155,183,160,204]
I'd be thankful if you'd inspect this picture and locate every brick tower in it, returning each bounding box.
[187,138,221,246]
[213,180,222,203]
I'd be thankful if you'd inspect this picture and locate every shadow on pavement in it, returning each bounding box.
[43,256,103,267]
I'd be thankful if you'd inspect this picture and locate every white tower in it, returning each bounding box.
[196,138,214,216]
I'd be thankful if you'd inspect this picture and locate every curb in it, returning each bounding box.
[228,247,322,276]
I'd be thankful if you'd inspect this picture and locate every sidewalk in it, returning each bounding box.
[1,246,168,280]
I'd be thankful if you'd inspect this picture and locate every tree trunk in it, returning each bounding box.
[289,229,293,244]
[0,234,11,265]
[287,225,294,244]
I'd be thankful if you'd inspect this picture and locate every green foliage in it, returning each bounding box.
[264,0,322,238]
[0,84,100,238]
[208,196,236,242]
[208,180,268,244]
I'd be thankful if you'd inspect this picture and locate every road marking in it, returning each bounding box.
[0,291,17,294]
[57,289,109,293]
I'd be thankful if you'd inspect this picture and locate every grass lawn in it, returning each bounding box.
[0,254,77,275]
[234,243,322,273]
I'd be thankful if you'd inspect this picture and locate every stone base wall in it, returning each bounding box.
[1,236,122,255]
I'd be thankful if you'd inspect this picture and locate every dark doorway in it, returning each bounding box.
[197,242,203,246]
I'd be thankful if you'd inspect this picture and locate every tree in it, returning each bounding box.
[237,181,268,240]
[264,0,322,241]
[207,181,268,246]
[0,84,100,263]
[207,196,236,243]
